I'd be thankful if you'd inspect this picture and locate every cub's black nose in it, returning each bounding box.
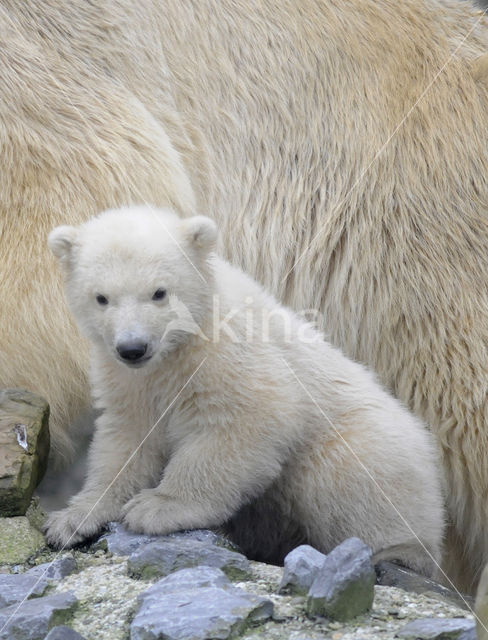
[116,341,148,361]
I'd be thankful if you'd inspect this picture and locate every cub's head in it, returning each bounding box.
[49,205,216,369]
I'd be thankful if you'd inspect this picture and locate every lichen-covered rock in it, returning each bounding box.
[396,617,476,639]
[131,567,273,640]
[127,536,250,580]
[279,545,327,595]
[306,538,375,621]
[0,516,46,564]
[0,591,77,640]
[0,389,50,516]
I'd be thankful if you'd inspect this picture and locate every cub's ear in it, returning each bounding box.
[182,216,217,251]
[48,225,79,263]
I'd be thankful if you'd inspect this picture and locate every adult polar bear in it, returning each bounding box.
[1,0,487,590]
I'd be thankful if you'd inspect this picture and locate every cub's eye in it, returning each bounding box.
[96,294,109,305]
[152,288,167,301]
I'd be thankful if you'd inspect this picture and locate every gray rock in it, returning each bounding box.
[279,545,327,595]
[459,629,477,640]
[127,537,250,580]
[306,537,375,621]
[97,522,234,555]
[28,555,77,581]
[165,529,230,547]
[0,389,50,516]
[0,572,49,608]
[131,567,273,640]
[396,618,476,639]
[0,554,77,608]
[138,566,231,600]
[0,591,77,640]
[44,626,86,640]
[95,523,160,555]
[376,561,474,611]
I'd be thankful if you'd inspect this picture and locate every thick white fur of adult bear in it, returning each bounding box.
[1,0,487,590]
[45,206,445,576]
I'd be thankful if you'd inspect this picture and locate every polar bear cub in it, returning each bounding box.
[46,205,444,575]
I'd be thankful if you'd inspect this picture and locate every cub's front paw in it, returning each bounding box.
[121,489,171,535]
[44,505,104,549]
[122,489,201,536]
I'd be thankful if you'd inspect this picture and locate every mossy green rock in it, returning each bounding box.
[306,538,375,622]
[0,388,50,516]
[0,516,46,564]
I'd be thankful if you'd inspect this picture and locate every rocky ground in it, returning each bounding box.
[0,389,481,639]
[0,517,478,640]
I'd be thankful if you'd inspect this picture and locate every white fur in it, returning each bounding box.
[46,206,445,576]
[2,0,488,589]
